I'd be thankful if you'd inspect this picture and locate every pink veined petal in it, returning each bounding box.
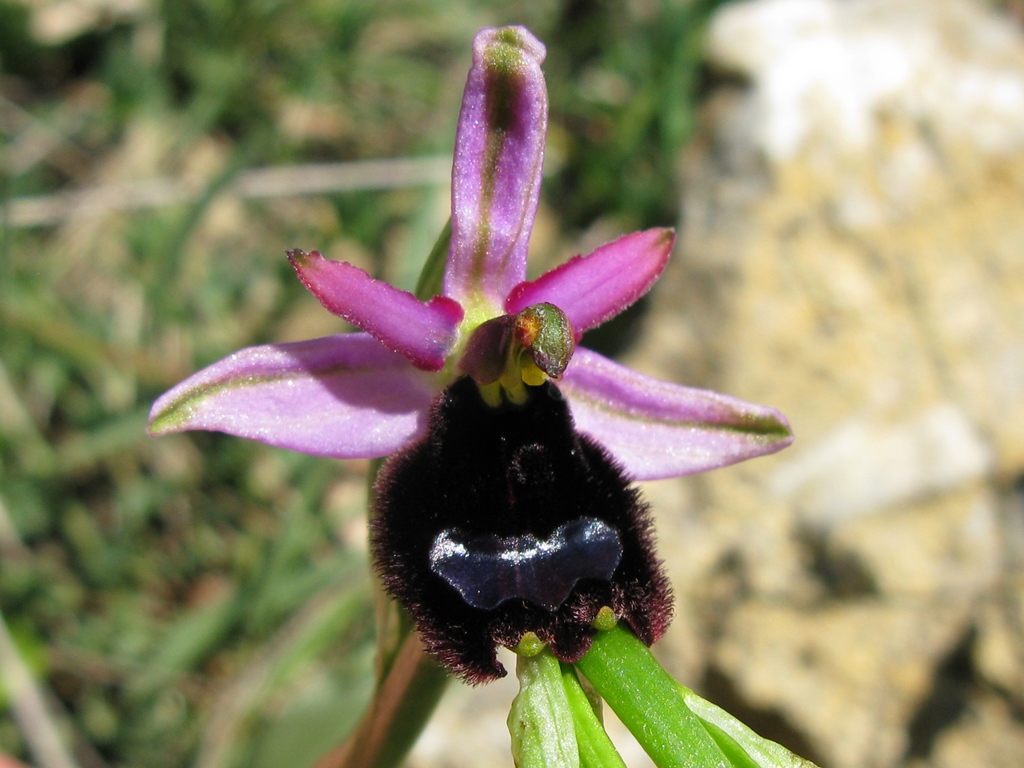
[289,249,463,372]
[506,228,675,338]
[445,26,547,308]
[148,333,438,459]
[559,348,794,481]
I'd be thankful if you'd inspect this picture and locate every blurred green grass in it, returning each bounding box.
[0,1,722,766]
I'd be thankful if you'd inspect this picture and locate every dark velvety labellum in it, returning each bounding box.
[429,517,623,611]
[371,376,673,684]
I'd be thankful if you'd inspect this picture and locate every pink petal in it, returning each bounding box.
[506,228,675,338]
[559,348,793,481]
[148,333,438,458]
[289,249,462,371]
[445,27,547,308]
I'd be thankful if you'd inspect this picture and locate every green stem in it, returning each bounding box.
[574,625,727,768]
[414,218,451,299]
[560,663,626,768]
[314,631,448,768]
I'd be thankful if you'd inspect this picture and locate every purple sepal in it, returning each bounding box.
[506,228,675,338]
[558,348,794,481]
[445,27,547,308]
[288,249,462,371]
[148,333,437,458]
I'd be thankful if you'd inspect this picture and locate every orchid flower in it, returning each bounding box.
[148,26,808,768]
[147,26,791,484]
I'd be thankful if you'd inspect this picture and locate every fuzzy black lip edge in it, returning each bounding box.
[368,376,675,684]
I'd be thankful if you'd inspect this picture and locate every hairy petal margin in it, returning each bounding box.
[506,228,674,338]
[289,249,462,371]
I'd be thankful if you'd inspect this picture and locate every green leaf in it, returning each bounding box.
[508,649,579,768]
[681,689,818,768]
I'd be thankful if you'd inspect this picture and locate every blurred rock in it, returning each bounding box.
[714,600,969,767]
[634,0,1024,766]
[907,689,1024,768]
[26,0,149,46]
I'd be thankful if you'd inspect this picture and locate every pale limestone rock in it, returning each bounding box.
[637,0,1024,765]
[906,691,1024,768]
[706,0,1024,163]
[973,593,1024,708]
[713,601,969,768]
[770,404,992,526]
[828,486,1001,600]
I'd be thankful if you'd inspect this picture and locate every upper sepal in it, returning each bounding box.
[445,27,548,309]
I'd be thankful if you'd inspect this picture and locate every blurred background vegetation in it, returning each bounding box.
[1,1,723,766]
